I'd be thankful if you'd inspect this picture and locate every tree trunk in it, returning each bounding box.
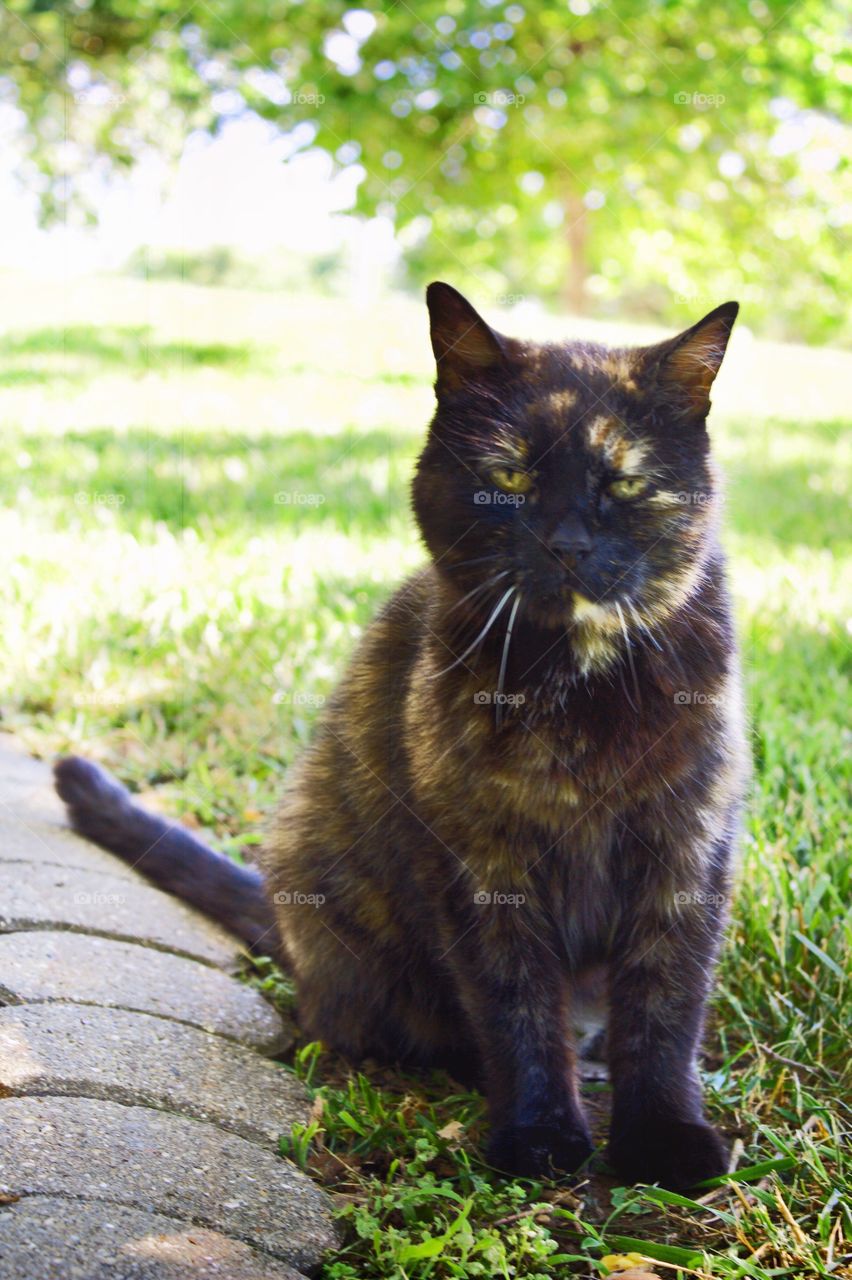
[562,189,588,315]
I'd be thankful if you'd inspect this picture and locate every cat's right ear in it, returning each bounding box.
[426,282,506,393]
[646,301,739,422]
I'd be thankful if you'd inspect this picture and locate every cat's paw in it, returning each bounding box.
[487,1122,594,1180]
[608,1118,728,1190]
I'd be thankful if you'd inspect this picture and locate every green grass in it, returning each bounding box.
[0,273,849,1278]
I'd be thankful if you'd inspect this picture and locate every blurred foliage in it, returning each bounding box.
[1,0,849,340]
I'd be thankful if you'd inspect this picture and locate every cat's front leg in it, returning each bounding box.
[441,892,592,1179]
[606,863,731,1190]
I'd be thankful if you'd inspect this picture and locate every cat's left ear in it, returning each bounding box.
[426,282,507,393]
[648,301,739,420]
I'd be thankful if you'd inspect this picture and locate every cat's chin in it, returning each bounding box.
[522,589,577,631]
[523,593,619,633]
[525,607,576,633]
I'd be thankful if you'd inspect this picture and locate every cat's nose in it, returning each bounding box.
[547,517,592,567]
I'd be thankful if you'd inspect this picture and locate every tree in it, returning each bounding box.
[2,0,848,340]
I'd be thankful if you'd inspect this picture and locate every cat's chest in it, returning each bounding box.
[405,652,685,834]
[487,715,610,821]
[477,679,680,828]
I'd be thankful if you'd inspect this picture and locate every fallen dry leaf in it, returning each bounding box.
[306,1149,357,1185]
[601,1256,663,1279]
[607,1270,664,1280]
[436,1120,465,1143]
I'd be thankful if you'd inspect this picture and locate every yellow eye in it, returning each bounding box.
[490,467,533,494]
[608,475,649,500]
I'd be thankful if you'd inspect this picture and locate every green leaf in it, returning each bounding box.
[638,1185,737,1224]
[694,1154,797,1188]
[604,1236,704,1266]
[792,929,846,981]
[398,1234,449,1263]
[337,1109,368,1136]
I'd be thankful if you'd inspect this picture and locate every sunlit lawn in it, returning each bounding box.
[0,272,849,1277]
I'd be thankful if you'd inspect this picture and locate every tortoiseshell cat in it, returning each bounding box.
[56,283,747,1189]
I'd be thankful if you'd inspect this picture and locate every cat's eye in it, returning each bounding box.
[607,475,649,500]
[490,467,533,495]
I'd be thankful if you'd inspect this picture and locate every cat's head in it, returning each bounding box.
[411,283,738,667]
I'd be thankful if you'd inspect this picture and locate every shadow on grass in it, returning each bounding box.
[7,416,847,550]
[2,425,420,535]
[0,325,265,373]
[0,368,65,387]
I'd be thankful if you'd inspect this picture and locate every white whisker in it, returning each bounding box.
[433,586,517,676]
[495,592,522,730]
[616,600,642,712]
[450,554,502,570]
[626,598,663,652]
[446,570,510,616]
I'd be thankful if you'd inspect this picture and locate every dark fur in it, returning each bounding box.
[56,284,746,1189]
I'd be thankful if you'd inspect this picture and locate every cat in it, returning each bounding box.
[55,282,747,1190]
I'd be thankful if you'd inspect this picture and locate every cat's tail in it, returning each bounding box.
[53,755,282,958]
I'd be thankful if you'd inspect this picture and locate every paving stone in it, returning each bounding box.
[0,734,53,793]
[0,811,141,878]
[0,1098,339,1271]
[0,735,84,832]
[0,1196,306,1280]
[0,932,290,1053]
[0,1004,309,1150]
[0,861,242,969]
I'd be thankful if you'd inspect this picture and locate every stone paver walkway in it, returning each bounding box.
[0,736,339,1279]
